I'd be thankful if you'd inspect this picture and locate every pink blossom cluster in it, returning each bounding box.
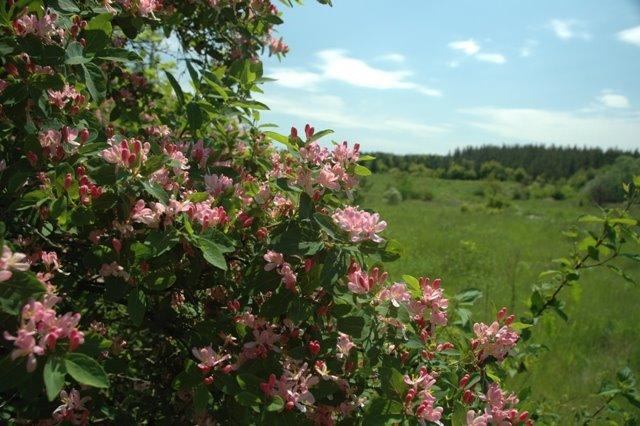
[335,332,355,359]
[187,202,228,230]
[117,0,162,16]
[52,388,91,425]
[13,9,63,42]
[299,142,329,165]
[192,345,231,373]
[471,308,519,362]
[204,173,234,196]
[0,245,30,282]
[408,277,449,328]
[377,282,412,307]
[466,383,531,426]
[331,206,387,243]
[268,36,289,55]
[101,137,151,170]
[346,262,388,295]
[263,250,297,292]
[4,294,85,372]
[403,367,444,424]
[241,318,281,360]
[331,141,360,166]
[48,85,85,112]
[131,199,190,228]
[260,359,319,413]
[99,261,130,281]
[76,167,104,205]
[38,127,88,160]
[190,140,211,168]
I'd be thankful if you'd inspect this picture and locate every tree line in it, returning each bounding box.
[367,145,640,181]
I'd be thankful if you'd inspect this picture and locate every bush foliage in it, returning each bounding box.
[0,1,639,425]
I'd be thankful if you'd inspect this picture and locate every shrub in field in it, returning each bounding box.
[0,1,638,425]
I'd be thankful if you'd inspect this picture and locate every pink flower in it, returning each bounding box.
[466,382,529,426]
[131,199,164,228]
[260,358,319,413]
[53,388,90,425]
[187,202,228,229]
[407,277,448,328]
[346,262,387,295]
[1,245,30,282]
[263,250,284,271]
[299,142,329,165]
[280,263,298,293]
[101,138,150,170]
[316,165,340,191]
[192,346,231,372]
[332,206,387,243]
[204,173,233,196]
[99,262,130,281]
[472,320,519,362]
[336,332,355,359]
[378,282,411,307]
[332,141,360,165]
[41,251,59,270]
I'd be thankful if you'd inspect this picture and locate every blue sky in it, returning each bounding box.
[256,0,640,154]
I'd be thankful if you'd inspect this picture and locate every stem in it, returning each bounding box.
[583,395,615,425]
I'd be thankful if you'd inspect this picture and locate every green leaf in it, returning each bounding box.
[44,357,67,401]
[194,237,228,270]
[186,60,200,89]
[193,383,211,412]
[187,102,203,133]
[454,288,482,304]
[142,181,169,204]
[0,271,47,315]
[127,290,146,326]
[308,129,334,142]
[65,41,91,65]
[65,353,109,388]
[82,62,106,102]
[266,395,284,412]
[354,164,372,176]
[53,0,80,12]
[337,316,365,338]
[402,274,421,298]
[165,71,185,106]
[86,13,113,34]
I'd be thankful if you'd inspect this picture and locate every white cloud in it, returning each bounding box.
[461,107,640,150]
[617,25,640,47]
[377,53,406,63]
[549,19,590,40]
[268,49,441,97]
[519,39,538,58]
[257,93,448,137]
[598,91,631,109]
[448,38,506,65]
[476,53,506,64]
[268,68,323,89]
[449,39,480,55]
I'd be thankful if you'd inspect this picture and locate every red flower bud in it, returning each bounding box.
[459,374,470,388]
[308,340,320,355]
[63,173,73,189]
[462,389,475,404]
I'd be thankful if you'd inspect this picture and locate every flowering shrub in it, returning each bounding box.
[0,1,638,424]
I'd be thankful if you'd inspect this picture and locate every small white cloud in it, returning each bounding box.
[549,19,590,40]
[617,25,640,47]
[269,68,323,89]
[449,39,480,55]
[476,53,506,64]
[377,53,406,63]
[598,91,631,109]
[519,39,538,58]
[447,60,460,68]
[448,38,506,65]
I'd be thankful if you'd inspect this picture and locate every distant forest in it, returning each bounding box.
[367,145,640,180]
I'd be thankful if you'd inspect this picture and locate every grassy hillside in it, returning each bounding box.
[359,172,640,421]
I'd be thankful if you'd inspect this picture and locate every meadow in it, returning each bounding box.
[360,172,640,421]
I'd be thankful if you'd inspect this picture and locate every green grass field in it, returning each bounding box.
[359,172,640,422]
